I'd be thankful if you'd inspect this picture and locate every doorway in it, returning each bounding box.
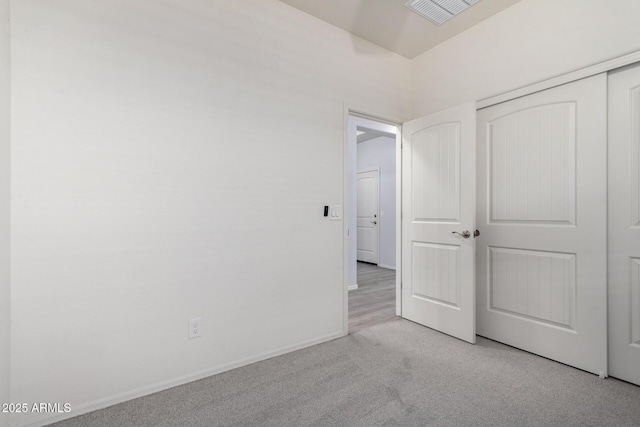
[347,113,399,333]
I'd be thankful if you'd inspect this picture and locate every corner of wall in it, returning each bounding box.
[0,0,10,425]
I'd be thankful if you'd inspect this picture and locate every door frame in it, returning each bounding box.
[343,105,402,335]
[356,167,380,265]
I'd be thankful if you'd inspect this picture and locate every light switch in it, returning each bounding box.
[329,205,342,220]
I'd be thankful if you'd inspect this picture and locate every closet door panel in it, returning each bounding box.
[477,74,607,376]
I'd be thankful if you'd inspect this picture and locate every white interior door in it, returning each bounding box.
[476,74,608,376]
[401,102,476,344]
[608,63,640,386]
[357,169,379,264]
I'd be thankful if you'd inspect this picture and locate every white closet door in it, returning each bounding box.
[476,74,608,376]
[608,64,640,386]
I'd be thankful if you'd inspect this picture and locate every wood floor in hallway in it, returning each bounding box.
[348,262,398,333]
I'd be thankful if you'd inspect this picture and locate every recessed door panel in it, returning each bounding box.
[631,259,640,347]
[411,241,460,307]
[411,123,460,223]
[488,104,576,225]
[488,247,575,329]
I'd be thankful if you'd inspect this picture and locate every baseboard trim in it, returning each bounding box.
[378,264,396,270]
[348,284,359,291]
[18,331,346,427]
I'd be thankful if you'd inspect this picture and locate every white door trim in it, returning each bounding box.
[395,127,402,316]
[478,49,640,109]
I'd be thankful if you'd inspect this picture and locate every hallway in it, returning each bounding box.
[348,262,397,333]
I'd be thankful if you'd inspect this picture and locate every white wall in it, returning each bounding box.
[0,0,9,426]
[9,1,410,425]
[357,137,396,269]
[412,0,640,115]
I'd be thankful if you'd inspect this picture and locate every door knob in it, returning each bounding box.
[474,229,480,238]
[452,230,471,238]
[371,221,377,225]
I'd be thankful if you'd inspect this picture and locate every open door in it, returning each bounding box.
[401,102,476,344]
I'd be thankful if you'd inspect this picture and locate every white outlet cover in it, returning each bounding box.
[188,317,202,339]
[329,205,342,220]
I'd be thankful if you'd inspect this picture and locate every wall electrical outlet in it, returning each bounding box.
[188,317,202,339]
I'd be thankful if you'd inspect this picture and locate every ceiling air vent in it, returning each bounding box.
[405,0,481,25]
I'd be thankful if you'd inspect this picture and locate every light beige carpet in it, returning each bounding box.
[52,319,640,426]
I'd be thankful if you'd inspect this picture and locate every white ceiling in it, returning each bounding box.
[357,125,396,143]
[278,0,521,59]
